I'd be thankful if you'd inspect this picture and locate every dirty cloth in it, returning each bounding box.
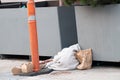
[46,43,81,70]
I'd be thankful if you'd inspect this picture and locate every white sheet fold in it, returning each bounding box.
[46,43,81,70]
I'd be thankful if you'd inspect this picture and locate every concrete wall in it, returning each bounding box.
[36,7,61,56]
[58,6,78,48]
[75,4,120,62]
[0,9,30,55]
[0,7,61,56]
[1,5,119,62]
[0,7,77,56]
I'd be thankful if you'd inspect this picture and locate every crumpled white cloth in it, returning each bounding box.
[46,43,81,70]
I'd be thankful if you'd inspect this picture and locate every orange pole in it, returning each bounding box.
[27,0,40,72]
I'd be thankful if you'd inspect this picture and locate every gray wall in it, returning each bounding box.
[75,4,120,62]
[36,7,61,56]
[58,6,78,48]
[0,9,29,55]
[0,7,77,56]
[0,7,61,56]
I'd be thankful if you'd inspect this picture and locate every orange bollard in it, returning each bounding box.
[27,0,40,72]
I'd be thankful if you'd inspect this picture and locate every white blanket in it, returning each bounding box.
[46,43,81,70]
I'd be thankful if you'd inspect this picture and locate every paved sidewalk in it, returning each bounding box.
[0,59,120,80]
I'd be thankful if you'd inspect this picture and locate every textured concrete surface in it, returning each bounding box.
[0,59,120,80]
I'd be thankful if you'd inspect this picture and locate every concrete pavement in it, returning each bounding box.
[0,59,120,80]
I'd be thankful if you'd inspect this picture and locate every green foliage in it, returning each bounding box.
[64,0,76,5]
[63,0,120,6]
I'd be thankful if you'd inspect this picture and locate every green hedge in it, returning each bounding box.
[64,0,120,6]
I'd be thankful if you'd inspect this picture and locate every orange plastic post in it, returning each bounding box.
[27,0,40,72]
